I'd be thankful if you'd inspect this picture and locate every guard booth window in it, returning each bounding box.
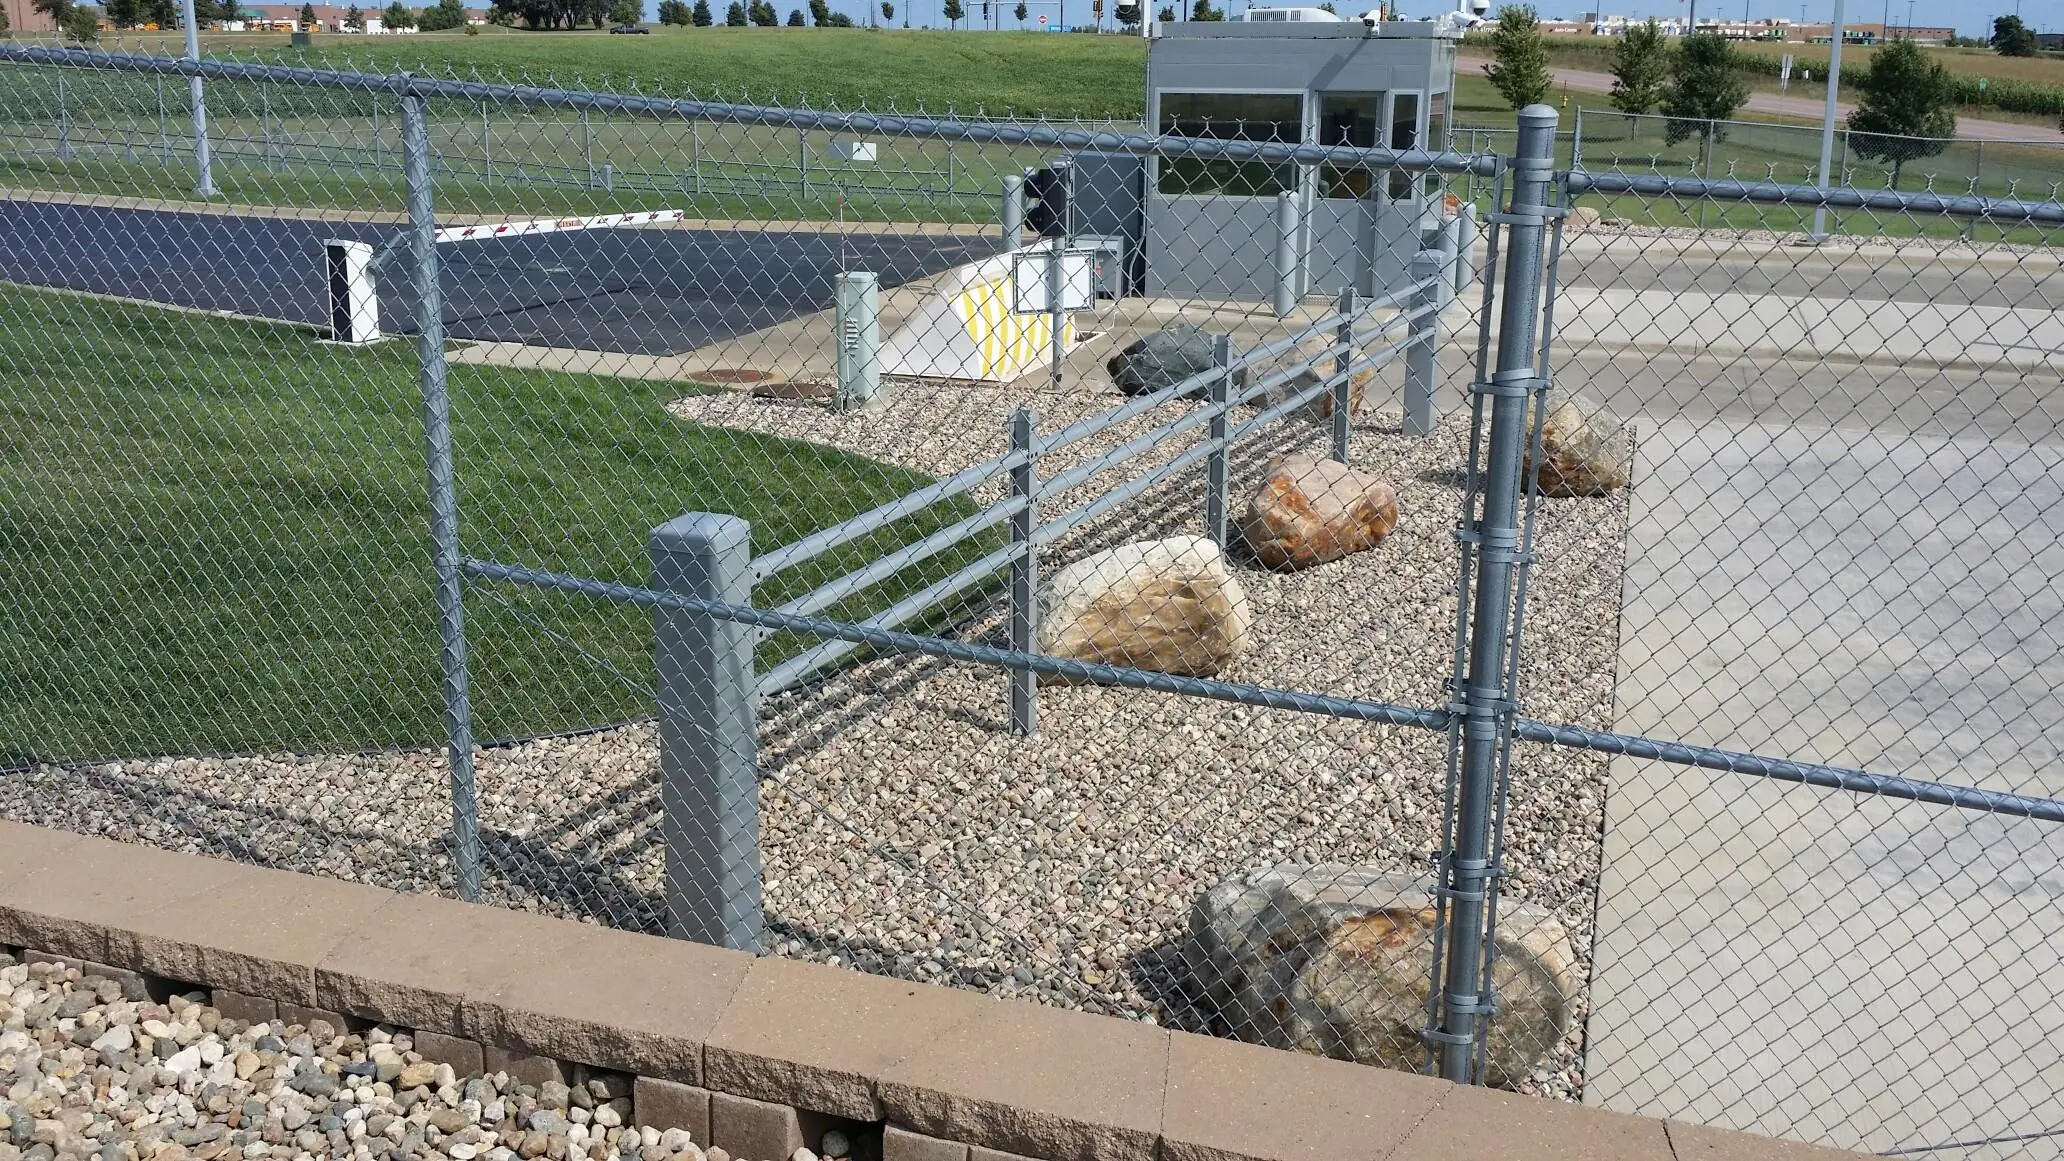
[1156,93,1303,196]
[1387,92,1419,200]
[1318,92,1381,199]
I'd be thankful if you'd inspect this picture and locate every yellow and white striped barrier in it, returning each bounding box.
[882,250,1078,383]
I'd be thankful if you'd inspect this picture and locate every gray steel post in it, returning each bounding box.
[481,101,491,180]
[799,125,809,198]
[1330,287,1356,463]
[180,0,217,195]
[1434,214,1460,313]
[1452,203,1477,301]
[649,512,764,952]
[834,270,880,410]
[1812,0,1846,241]
[370,100,381,177]
[1205,333,1232,546]
[1002,173,1025,244]
[1273,190,1300,318]
[1404,251,1444,439]
[1047,240,1066,392]
[691,122,702,195]
[55,71,70,163]
[1008,409,1038,737]
[262,84,274,173]
[400,93,483,905]
[157,77,169,166]
[1434,103,1557,1085]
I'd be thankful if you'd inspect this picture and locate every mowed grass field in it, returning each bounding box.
[77,25,1153,117]
[0,284,988,764]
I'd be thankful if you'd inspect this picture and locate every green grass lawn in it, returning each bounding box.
[0,284,990,765]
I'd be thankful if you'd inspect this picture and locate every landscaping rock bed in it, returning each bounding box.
[0,368,1627,1103]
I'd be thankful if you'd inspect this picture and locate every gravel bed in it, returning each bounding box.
[0,954,810,1161]
[0,359,1628,1102]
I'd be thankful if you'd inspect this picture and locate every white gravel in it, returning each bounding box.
[0,359,1628,1103]
[0,955,731,1161]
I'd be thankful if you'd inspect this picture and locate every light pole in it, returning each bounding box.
[179,0,216,196]
[1812,0,1844,240]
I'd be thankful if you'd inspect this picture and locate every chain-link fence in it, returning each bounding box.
[1,42,2060,1161]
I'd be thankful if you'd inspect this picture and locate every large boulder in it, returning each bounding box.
[1036,536,1250,678]
[1233,335,1379,421]
[1105,323,1226,398]
[1526,393,1632,497]
[1184,864,1577,1089]
[1237,454,1401,571]
[1564,205,1603,234]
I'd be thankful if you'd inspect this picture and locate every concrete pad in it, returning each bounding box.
[1554,287,2064,370]
[1585,417,2064,1159]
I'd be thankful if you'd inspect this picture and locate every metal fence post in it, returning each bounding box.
[649,512,764,952]
[1002,173,1025,244]
[1452,203,1477,301]
[157,76,170,166]
[583,108,595,187]
[400,91,483,906]
[1008,409,1038,737]
[1273,190,1300,318]
[1205,333,1232,545]
[1432,102,1557,1085]
[262,84,275,173]
[799,125,810,199]
[370,100,381,178]
[481,101,492,180]
[1404,251,1444,439]
[691,122,702,195]
[1331,286,1356,463]
[55,70,71,163]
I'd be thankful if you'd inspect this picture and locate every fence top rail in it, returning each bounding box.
[0,44,1500,175]
[1567,167,2064,224]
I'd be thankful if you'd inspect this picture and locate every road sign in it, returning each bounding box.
[1037,12,1046,22]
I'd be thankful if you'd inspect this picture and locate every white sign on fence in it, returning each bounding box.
[1779,53,1794,90]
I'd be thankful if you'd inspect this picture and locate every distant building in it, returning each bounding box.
[2,0,56,32]
[1789,20,1952,44]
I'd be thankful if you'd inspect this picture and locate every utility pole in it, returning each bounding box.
[1812,0,1845,240]
[179,0,216,196]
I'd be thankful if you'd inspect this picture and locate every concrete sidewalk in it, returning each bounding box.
[1555,285,2064,370]
[1583,417,2064,1160]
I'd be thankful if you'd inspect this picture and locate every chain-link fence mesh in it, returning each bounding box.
[2,41,2060,1161]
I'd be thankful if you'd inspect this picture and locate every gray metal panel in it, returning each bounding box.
[1067,151,1147,295]
[1146,195,1279,302]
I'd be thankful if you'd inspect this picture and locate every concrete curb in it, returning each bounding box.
[0,819,1868,1161]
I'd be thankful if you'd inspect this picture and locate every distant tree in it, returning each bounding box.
[748,0,775,22]
[380,0,414,25]
[691,0,710,21]
[1187,0,1221,17]
[940,0,959,22]
[1607,17,1667,115]
[1314,0,1333,9]
[105,0,140,27]
[879,0,891,17]
[609,0,639,20]
[656,0,686,19]
[1847,38,1955,188]
[1990,13,2036,56]
[1009,0,1020,18]
[342,3,362,25]
[1483,5,1552,109]
[806,0,825,20]
[1155,3,1171,18]
[1111,0,1136,22]
[0,4,10,32]
[785,6,801,21]
[1661,31,1747,146]
[418,0,466,27]
[62,3,99,38]
[31,0,73,25]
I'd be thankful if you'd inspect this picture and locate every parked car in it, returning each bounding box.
[609,22,650,31]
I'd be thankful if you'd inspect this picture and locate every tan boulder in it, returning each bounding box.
[1035,536,1250,678]
[1526,393,1632,497]
[1237,454,1401,571]
[1184,864,1577,1089]
[1564,205,1602,233]
[1234,336,1380,420]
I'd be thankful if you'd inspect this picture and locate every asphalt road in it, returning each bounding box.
[0,200,1003,356]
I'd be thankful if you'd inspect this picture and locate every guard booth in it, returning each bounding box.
[1028,14,1459,307]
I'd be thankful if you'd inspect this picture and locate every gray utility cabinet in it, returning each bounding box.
[1137,19,1458,305]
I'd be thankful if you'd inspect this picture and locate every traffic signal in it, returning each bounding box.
[982,0,989,16]
[1092,0,1101,14]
